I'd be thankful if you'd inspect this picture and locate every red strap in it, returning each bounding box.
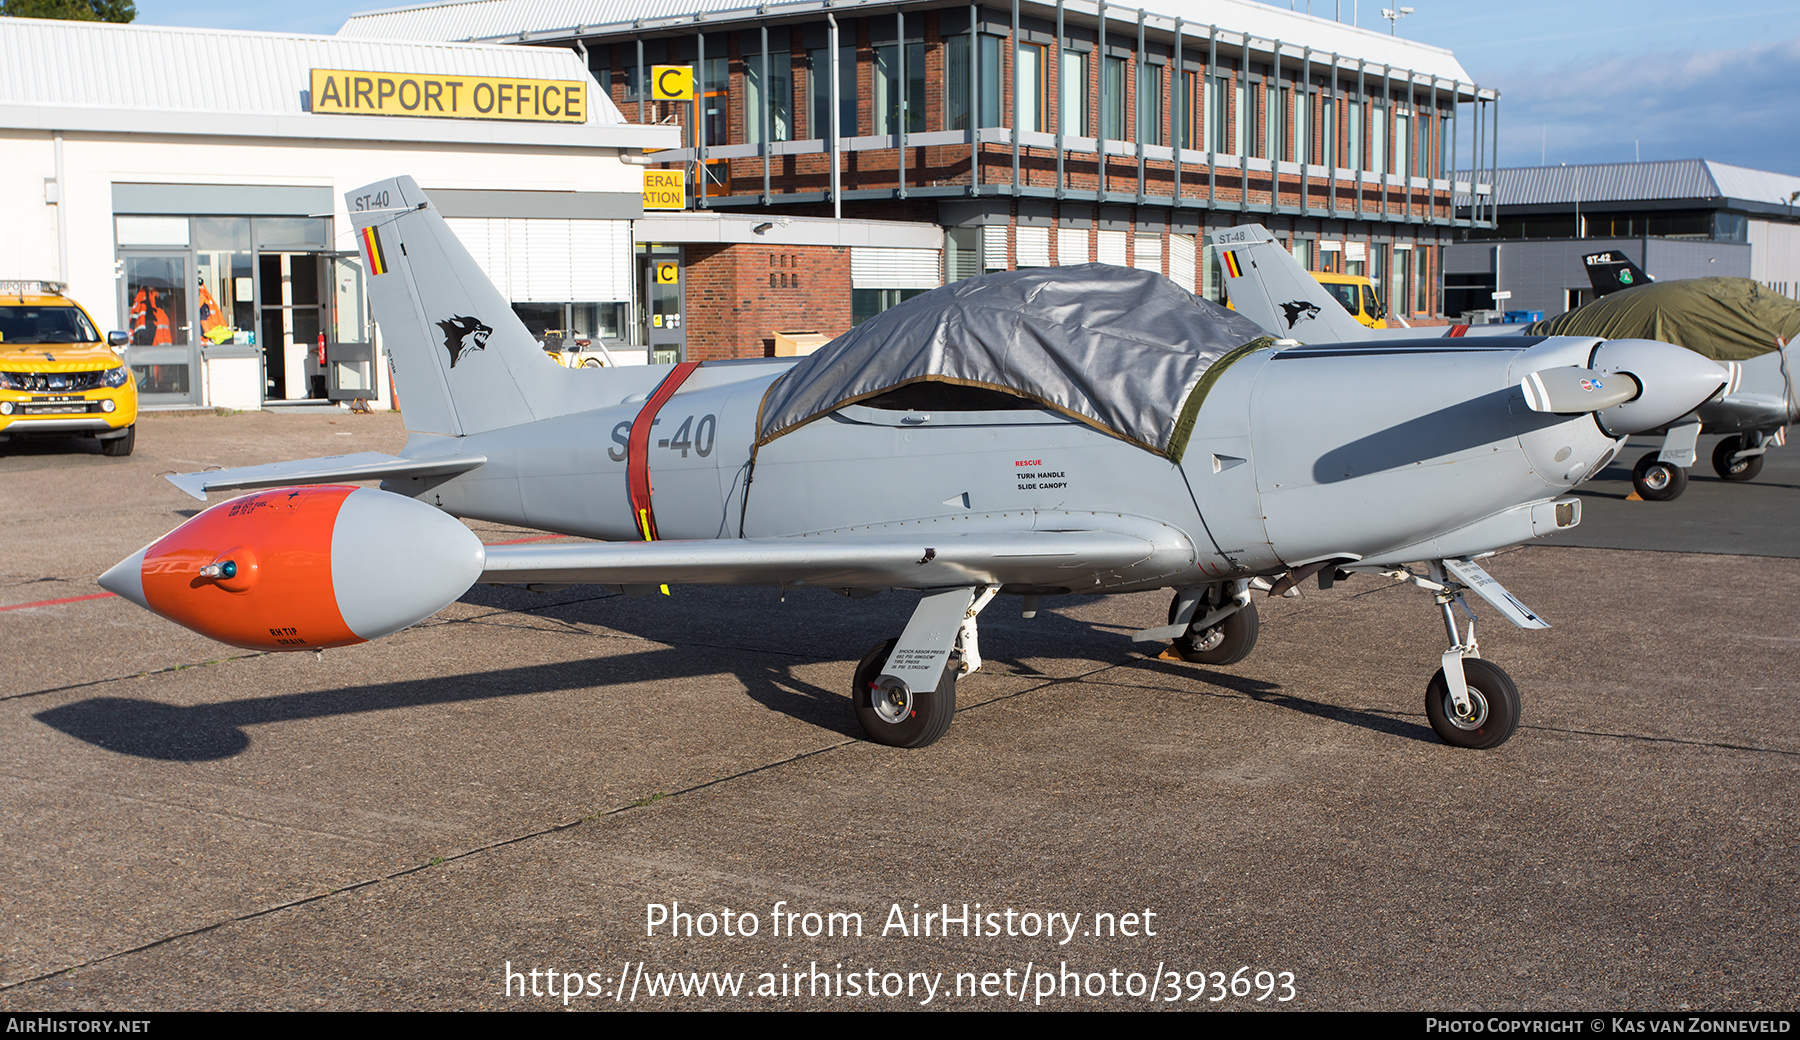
[1446,324,1470,338]
[626,361,701,540]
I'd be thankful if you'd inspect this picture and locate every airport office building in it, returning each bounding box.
[0,16,679,410]
[343,0,1503,342]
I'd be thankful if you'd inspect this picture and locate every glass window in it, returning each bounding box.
[1371,105,1387,175]
[1206,75,1229,152]
[947,34,1003,132]
[1321,95,1336,168]
[809,47,855,138]
[1394,113,1410,179]
[874,42,925,134]
[254,218,330,251]
[1015,43,1044,133]
[1347,100,1363,171]
[744,50,792,143]
[1102,56,1125,140]
[1139,62,1163,146]
[700,56,728,145]
[1294,88,1310,164]
[852,288,927,325]
[945,227,981,283]
[1061,49,1088,137]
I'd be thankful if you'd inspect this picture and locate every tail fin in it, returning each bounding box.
[347,176,572,436]
[1582,250,1653,297]
[1209,224,1372,343]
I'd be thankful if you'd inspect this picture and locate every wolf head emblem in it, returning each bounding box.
[435,316,492,368]
[1280,300,1322,328]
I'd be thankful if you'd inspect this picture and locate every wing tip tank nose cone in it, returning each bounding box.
[98,547,149,610]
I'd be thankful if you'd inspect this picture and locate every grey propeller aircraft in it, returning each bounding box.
[1213,223,1797,502]
[100,178,1729,751]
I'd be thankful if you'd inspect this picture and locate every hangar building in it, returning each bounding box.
[1445,160,1800,319]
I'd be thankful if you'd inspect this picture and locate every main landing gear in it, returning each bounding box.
[1712,433,1769,482]
[852,585,997,748]
[1156,580,1259,666]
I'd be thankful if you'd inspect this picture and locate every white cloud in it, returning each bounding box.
[1488,36,1800,174]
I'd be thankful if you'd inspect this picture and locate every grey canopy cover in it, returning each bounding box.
[755,264,1271,460]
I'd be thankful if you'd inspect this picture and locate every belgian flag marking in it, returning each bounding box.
[1222,250,1243,280]
[361,226,389,276]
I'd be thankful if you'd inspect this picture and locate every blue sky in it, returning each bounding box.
[133,0,1800,175]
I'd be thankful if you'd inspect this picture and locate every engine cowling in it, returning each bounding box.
[99,486,485,651]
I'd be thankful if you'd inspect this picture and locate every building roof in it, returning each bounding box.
[0,15,675,149]
[341,0,1475,85]
[1488,160,1800,213]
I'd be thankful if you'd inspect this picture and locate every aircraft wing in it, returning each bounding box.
[1698,392,1791,429]
[479,529,1169,589]
[165,452,487,501]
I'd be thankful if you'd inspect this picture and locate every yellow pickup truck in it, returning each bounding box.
[1313,272,1387,329]
[0,281,137,456]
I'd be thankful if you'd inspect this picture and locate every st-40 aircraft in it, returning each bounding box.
[1213,224,1796,502]
[101,178,1727,751]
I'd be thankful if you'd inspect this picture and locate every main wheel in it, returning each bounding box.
[1168,595,1260,666]
[1425,658,1521,749]
[1712,436,1763,481]
[1631,452,1687,501]
[853,638,957,748]
[100,424,135,457]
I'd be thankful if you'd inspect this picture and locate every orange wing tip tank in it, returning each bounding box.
[99,486,486,651]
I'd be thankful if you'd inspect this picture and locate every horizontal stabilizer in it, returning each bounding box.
[166,452,487,501]
[1519,368,1639,413]
[481,530,1158,590]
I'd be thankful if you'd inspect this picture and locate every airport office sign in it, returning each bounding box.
[310,69,587,123]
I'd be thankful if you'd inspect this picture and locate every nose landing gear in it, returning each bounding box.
[1367,557,1543,750]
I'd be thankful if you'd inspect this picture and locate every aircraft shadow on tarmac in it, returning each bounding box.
[36,584,1438,760]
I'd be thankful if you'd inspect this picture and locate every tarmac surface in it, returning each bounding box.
[2,410,1796,1011]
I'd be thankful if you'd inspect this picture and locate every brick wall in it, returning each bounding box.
[683,243,854,360]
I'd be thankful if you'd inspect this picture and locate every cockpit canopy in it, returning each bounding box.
[755,264,1270,461]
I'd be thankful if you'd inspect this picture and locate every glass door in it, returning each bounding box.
[121,253,199,405]
[324,253,374,401]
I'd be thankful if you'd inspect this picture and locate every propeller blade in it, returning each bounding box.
[1519,367,1641,413]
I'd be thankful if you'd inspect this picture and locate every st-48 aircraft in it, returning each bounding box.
[1213,224,1795,502]
[101,179,1728,751]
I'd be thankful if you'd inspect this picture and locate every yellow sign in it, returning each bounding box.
[656,262,679,285]
[652,65,694,101]
[643,169,687,210]
[310,69,587,123]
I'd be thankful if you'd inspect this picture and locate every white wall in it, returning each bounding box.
[3,127,642,410]
[1749,219,1800,298]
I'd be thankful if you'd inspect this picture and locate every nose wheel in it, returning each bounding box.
[1425,658,1520,749]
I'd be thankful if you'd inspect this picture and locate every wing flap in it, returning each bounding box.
[480,530,1161,589]
[166,452,487,501]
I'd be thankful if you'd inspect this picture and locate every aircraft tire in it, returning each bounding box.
[1631,452,1687,501]
[1425,658,1520,750]
[1169,598,1259,666]
[1712,436,1764,481]
[853,637,957,748]
[100,424,135,458]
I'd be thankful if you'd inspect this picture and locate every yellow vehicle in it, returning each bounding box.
[0,281,138,456]
[1313,272,1387,329]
